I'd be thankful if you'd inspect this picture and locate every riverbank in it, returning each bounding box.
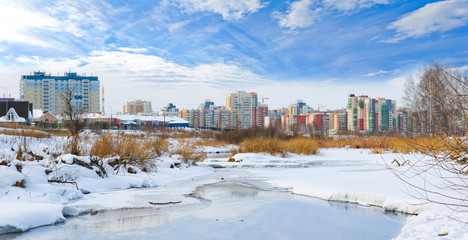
[203,148,468,239]
[2,145,468,239]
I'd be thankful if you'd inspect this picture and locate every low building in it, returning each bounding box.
[34,112,62,128]
[0,108,27,123]
[0,99,33,123]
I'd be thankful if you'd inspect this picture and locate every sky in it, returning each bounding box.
[0,0,467,112]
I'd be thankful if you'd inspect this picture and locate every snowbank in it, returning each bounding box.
[0,203,64,234]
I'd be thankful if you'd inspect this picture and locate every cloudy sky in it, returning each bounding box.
[0,0,467,112]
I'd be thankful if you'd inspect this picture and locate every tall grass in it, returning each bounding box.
[171,139,207,163]
[90,132,169,160]
[0,128,51,138]
[238,137,319,156]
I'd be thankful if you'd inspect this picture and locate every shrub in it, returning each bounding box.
[171,139,206,163]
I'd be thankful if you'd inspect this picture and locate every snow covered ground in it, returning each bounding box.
[203,148,468,239]
[1,130,468,239]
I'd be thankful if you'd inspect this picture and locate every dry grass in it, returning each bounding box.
[42,129,70,137]
[0,128,51,138]
[238,137,319,156]
[0,123,35,130]
[285,138,320,155]
[171,139,207,163]
[316,136,449,155]
[90,132,169,160]
[239,138,286,156]
[0,123,71,137]
[234,136,450,156]
[194,139,229,147]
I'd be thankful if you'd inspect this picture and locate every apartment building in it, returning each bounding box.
[328,112,348,133]
[289,100,311,115]
[347,94,397,134]
[123,99,152,115]
[226,90,258,129]
[161,103,179,116]
[20,71,100,116]
[255,103,269,128]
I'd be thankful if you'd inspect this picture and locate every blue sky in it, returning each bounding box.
[0,0,467,111]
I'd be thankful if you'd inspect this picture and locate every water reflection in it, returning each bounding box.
[2,181,407,240]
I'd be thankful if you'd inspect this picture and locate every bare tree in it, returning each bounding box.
[404,63,468,136]
[62,88,86,155]
[396,63,468,214]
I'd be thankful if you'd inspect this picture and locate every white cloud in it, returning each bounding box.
[386,76,406,87]
[275,0,388,29]
[0,2,60,47]
[17,50,265,86]
[13,50,270,110]
[361,69,400,77]
[173,0,268,21]
[449,65,468,73]
[167,20,192,32]
[387,0,468,42]
[44,0,111,38]
[274,0,320,29]
[323,0,388,11]
[0,0,114,48]
[117,47,148,53]
[362,70,390,77]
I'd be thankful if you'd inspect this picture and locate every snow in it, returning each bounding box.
[0,203,64,234]
[1,129,468,239]
[0,132,215,234]
[203,148,468,239]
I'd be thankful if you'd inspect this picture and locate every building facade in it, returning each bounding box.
[226,90,258,129]
[123,99,152,115]
[289,100,311,115]
[161,103,179,116]
[347,94,397,134]
[20,71,100,116]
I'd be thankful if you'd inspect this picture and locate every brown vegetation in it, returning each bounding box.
[90,132,169,160]
[237,137,319,156]
[171,139,206,163]
[0,128,51,139]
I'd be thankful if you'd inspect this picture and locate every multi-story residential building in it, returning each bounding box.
[395,108,408,134]
[307,113,330,135]
[161,103,179,116]
[255,103,268,128]
[347,94,397,134]
[226,90,258,129]
[20,71,100,116]
[289,100,311,115]
[180,109,200,128]
[123,99,152,115]
[282,114,307,133]
[328,111,348,134]
[214,108,231,129]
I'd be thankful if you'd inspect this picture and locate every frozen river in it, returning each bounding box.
[1,169,407,240]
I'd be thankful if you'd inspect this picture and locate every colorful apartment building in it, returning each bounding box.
[347,94,398,134]
[123,99,152,115]
[282,114,308,132]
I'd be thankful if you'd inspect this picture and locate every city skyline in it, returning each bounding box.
[1,0,467,111]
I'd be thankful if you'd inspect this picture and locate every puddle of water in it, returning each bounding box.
[3,181,407,240]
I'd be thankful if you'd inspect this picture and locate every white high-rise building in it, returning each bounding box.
[226,90,258,129]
